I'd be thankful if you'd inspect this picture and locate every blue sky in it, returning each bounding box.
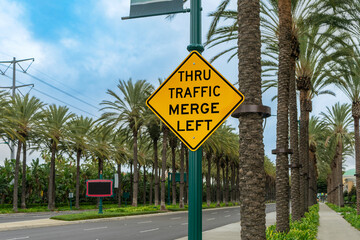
[0,0,354,170]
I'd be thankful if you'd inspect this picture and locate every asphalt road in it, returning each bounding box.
[0,204,275,240]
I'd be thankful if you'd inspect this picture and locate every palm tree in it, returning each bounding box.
[41,104,74,210]
[15,94,44,209]
[331,43,360,213]
[320,103,353,207]
[8,94,44,211]
[67,116,93,208]
[100,79,153,207]
[237,0,266,238]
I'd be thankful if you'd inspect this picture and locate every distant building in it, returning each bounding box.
[343,169,356,192]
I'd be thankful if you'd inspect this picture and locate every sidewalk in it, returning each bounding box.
[176,211,276,240]
[318,202,360,240]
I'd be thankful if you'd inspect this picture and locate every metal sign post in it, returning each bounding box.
[99,171,103,214]
[188,0,202,239]
[69,192,73,210]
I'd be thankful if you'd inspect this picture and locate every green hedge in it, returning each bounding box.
[266,204,319,240]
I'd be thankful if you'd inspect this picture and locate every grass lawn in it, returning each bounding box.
[50,202,239,221]
[0,203,121,214]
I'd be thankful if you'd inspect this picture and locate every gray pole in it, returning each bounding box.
[12,57,16,97]
[10,57,16,160]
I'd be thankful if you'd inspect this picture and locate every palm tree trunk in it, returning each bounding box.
[275,0,292,233]
[13,140,22,212]
[206,152,212,207]
[132,131,139,207]
[118,163,122,207]
[231,162,235,204]
[48,142,56,210]
[143,165,146,205]
[160,126,168,210]
[149,165,154,205]
[299,91,308,214]
[222,165,226,203]
[354,116,360,214]
[75,149,81,209]
[171,144,176,206]
[336,141,344,207]
[21,141,27,209]
[179,143,185,208]
[225,159,229,206]
[236,165,240,204]
[216,158,221,207]
[238,0,266,238]
[289,56,301,221]
[154,138,159,206]
[130,162,133,201]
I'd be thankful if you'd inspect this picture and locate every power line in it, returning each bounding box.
[25,72,100,111]
[29,67,100,105]
[0,73,100,119]
[0,63,101,111]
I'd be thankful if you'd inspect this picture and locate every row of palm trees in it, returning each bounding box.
[206,0,360,237]
[2,78,278,212]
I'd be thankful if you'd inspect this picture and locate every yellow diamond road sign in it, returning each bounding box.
[146,51,245,151]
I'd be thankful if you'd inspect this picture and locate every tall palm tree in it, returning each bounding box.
[41,104,74,210]
[10,94,44,210]
[237,0,266,238]
[100,79,153,207]
[67,116,93,208]
[330,45,360,211]
[321,103,353,207]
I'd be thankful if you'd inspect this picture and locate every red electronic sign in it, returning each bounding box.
[86,179,113,197]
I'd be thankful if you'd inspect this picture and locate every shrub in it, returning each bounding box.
[266,204,319,240]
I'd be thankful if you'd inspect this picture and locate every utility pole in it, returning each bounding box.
[0,57,34,159]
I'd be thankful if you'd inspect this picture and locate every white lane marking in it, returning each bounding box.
[170,217,182,220]
[84,226,108,231]
[211,212,218,215]
[140,228,159,233]
[181,223,188,225]
[207,218,215,221]
[137,221,152,224]
[225,215,231,218]
[224,211,229,213]
[237,213,240,215]
[6,237,29,240]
